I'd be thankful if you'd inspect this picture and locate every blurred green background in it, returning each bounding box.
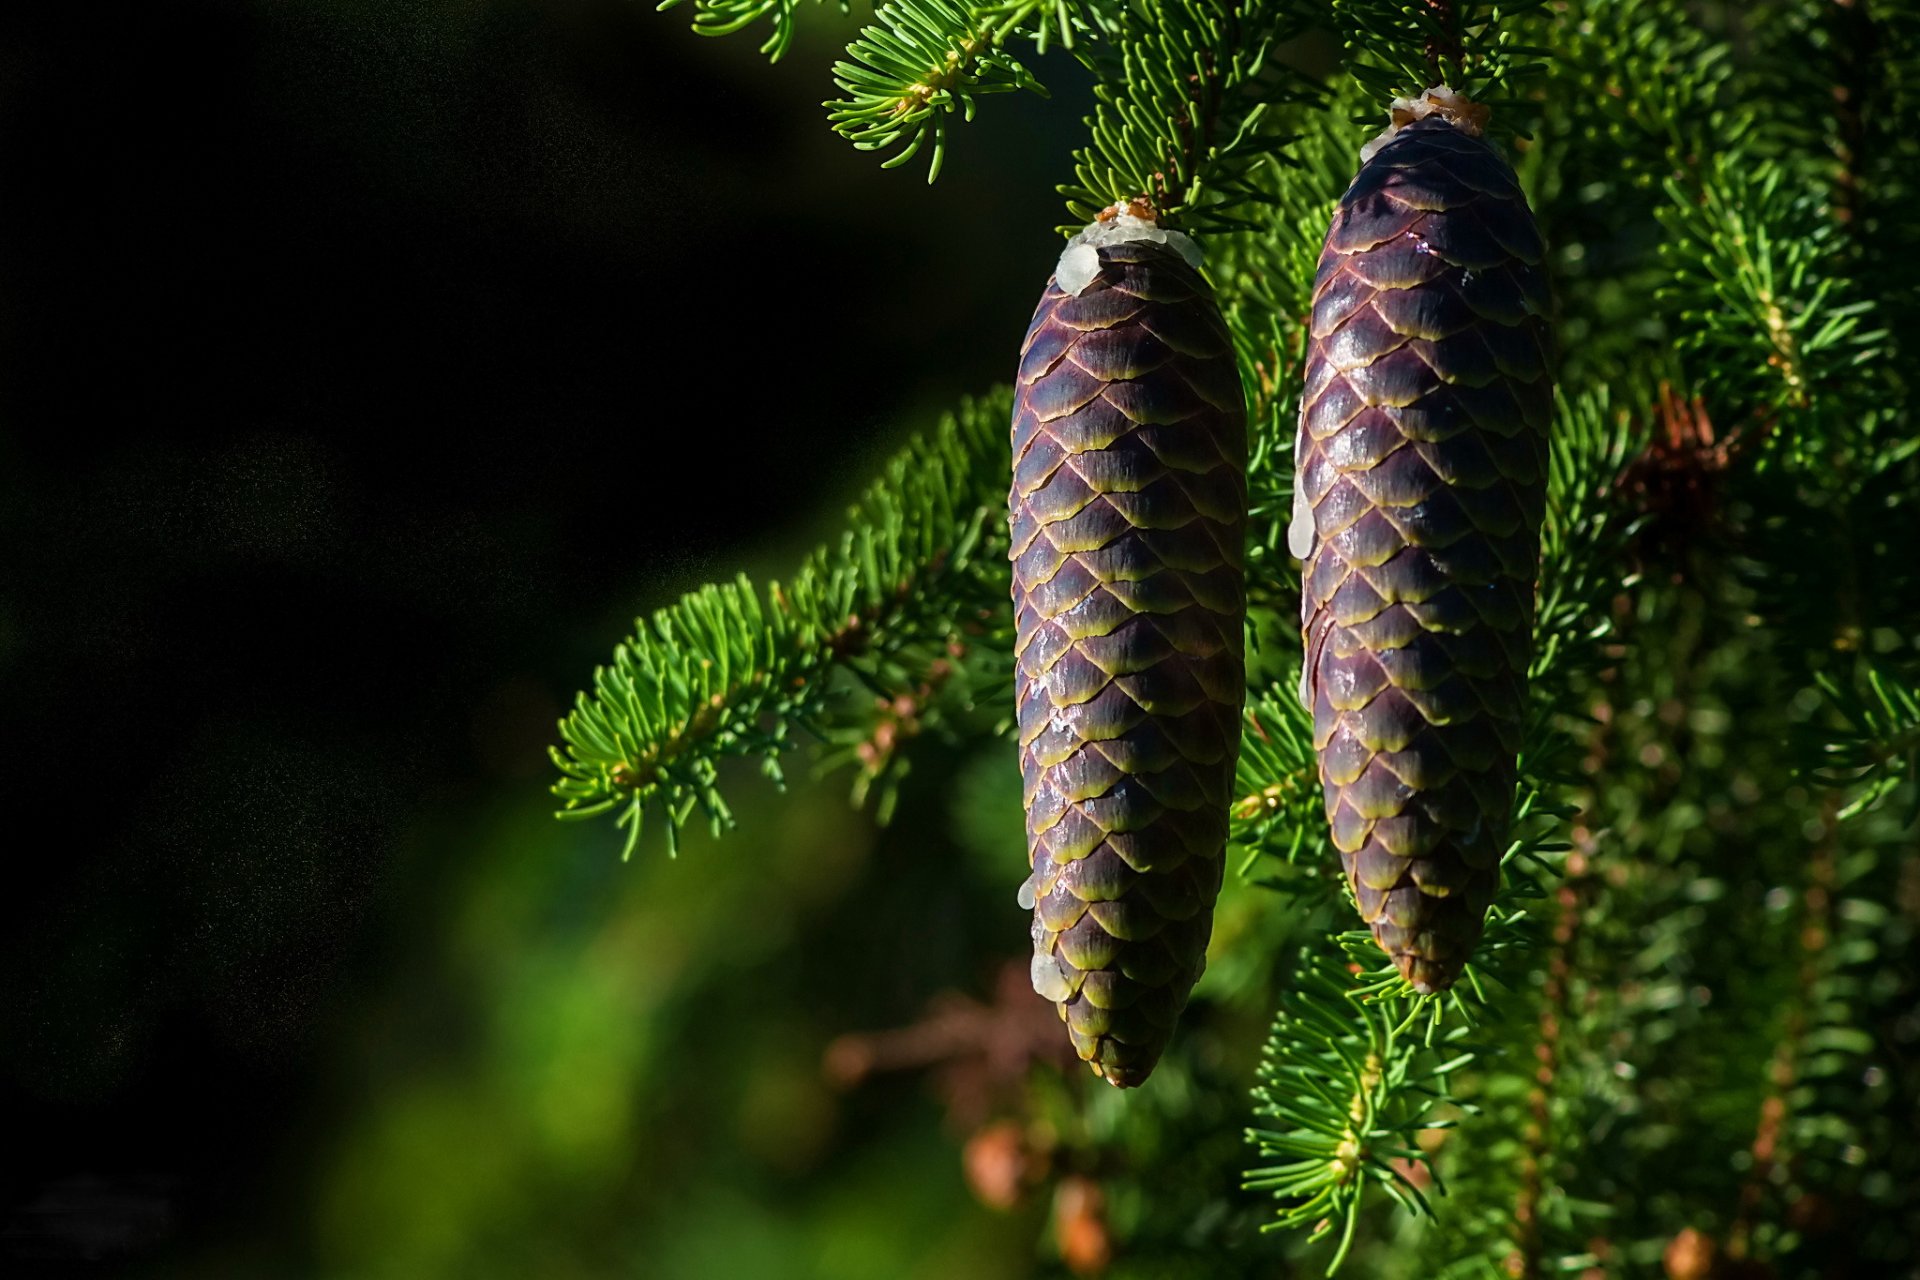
[0,1,1295,1275]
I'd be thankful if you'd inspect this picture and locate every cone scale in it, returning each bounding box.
[1010,209,1248,1087]
[1294,98,1554,992]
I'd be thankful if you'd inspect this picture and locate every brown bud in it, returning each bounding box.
[1054,1176,1113,1276]
[962,1122,1030,1211]
[1663,1227,1716,1280]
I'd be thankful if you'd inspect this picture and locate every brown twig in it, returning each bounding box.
[1423,1,1462,81]
[1508,832,1597,1276]
[823,960,1079,1132]
[1829,0,1871,228]
[1726,793,1840,1261]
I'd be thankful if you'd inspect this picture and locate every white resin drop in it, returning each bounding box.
[1030,951,1076,1002]
[1055,243,1101,295]
[1016,872,1038,911]
[1359,83,1490,162]
[1287,486,1316,561]
[1054,208,1205,296]
[1288,410,1315,561]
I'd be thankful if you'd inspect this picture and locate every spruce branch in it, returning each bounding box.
[1058,0,1323,233]
[825,0,1066,180]
[1656,157,1882,438]
[1331,0,1552,113]
[1534,390,1643,682]
[1244,951,1470,1274]
[1233,688,1323,866]
[1815,0,1875,229]
[550,392,1012,856]
[544,7,1920,1270]
[658,0,849,61]
[1418,0,1460,79]
[1855,0,1920,361]
[1816,661,1920,824]
[1552,0,1743,184]
[1507,845,1587,1280]
[1726,793,1843,1264]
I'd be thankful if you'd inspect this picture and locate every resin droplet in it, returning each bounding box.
[1030,951,1075,1003]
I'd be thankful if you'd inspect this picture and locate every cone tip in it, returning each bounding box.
[1054,206,1204,296]
[1393,950,1462,996]
[1359,84,1492,163]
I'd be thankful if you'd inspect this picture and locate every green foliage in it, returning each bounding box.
[657,0,849,62]
[550,393,1012,855]
[1329,0,1552,113]
[1058,0,1322,232]
[1818,661,1920,824]
[565,0,1920,1274]
[1656,157,1881,438]
[1244,952,1470,1272]
[824,0,1059,181]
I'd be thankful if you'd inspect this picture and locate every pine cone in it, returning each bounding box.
[1011,215,1247,1086]
[1294,116,1553,992]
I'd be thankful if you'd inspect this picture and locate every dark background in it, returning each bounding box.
[0,2,1088,1272]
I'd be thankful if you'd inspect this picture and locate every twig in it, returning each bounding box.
[1509,794,1603,1274]
[1829,0,1871,227]
[1423,1,1462,81]
[1726,793,1840,1259]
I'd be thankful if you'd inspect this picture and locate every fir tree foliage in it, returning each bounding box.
[658,0,849,61]
[1055,0,1323,231]
[560,0,1920,1272]
[825,0,1058,180]
[1328,0,1550,116]
[550,394,1013,854]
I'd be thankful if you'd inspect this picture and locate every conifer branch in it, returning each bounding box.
[1817,661,1920,823]
[1508,845,1586,1279]
[826,1,1067,181]
[1727,793,1841,1262]
[1827,0,1872,229]
[550,392,1012,856]
[1332,0,1551,113]
[658,0,849,61]
[1553,0,1742,184]
[1419,0,1458,78]
[1233,691,1322,863]
[1245,953,1469,1273]
[1656,158,1881,435]
[554,8,1917,1270]
[1058,0,1321,232]
[1856,0,1920,359]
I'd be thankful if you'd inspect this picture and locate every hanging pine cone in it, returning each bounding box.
[1011,202,1248,1087]
[1292,88,1553,992]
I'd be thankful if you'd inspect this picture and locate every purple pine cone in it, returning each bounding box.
[1295,118,1554,992]
[1011,224,1248,1086]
